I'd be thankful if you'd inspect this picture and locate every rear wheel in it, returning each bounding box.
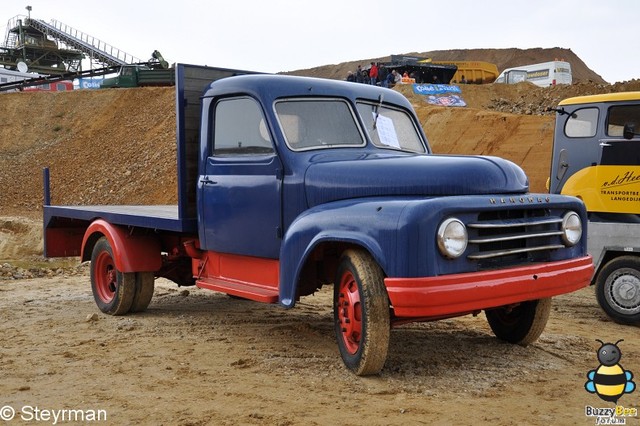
[485,298,551,345]
[130,272,155,313]
[90,237,135,315]
[334,249,390,376]
[595,256,640,324]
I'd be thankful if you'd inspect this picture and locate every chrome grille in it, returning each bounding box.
[466,211,566,264]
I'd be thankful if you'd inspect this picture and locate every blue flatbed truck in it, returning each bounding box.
[44,64,594,375]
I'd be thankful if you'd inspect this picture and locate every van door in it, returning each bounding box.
[600,103,640,166]
[550,105,601,194]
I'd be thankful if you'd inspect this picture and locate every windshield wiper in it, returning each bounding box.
[373,94,384,129]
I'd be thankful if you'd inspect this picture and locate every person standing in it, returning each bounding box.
[355,65,364,83]
[378,65,389,87]
[369,62,378,86]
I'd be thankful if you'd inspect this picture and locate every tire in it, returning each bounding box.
[90,237,135,315]
[485,298,551,345]
[595,256,640,325]
[334,249,390,376]
[130,272,155,313]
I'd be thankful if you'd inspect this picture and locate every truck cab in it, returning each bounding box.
[549,92,640,324]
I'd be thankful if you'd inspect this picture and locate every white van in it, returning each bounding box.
[495,61,572,87]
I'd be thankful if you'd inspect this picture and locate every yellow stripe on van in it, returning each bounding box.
[559,92,640,106]
[561,165,640,214]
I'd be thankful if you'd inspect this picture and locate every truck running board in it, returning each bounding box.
[196,278,279,303]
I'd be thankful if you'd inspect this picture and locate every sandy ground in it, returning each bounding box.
[1,261,639,425]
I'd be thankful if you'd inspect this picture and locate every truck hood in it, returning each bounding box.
[304,154,529,207]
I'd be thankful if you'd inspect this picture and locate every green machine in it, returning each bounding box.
[101,51,174,88]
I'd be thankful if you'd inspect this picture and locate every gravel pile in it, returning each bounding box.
[0,261,88,280]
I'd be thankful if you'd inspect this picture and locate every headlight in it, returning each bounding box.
[561,211,582,246]
[437,218,468,258]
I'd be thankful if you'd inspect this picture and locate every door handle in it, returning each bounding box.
[200,176,217,185]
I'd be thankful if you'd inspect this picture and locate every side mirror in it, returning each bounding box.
[623,123,636,140]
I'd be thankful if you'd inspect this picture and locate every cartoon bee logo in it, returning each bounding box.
[585,339,636,403]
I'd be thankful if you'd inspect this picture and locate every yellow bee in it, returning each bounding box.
[585,339,636,403]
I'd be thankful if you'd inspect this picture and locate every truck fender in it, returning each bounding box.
[81,219,162,273]
[279,201,402,308]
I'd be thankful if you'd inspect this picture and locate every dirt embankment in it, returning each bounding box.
[0,87,178,215]
[286,47,608,84]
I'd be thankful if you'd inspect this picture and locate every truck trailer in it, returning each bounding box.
[44,64,593,375]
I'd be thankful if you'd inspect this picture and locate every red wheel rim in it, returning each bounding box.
[94,250,117,303]
[337,270,362,355]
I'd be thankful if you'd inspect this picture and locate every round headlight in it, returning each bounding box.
[437,218,468,258]
[561,211,582,246]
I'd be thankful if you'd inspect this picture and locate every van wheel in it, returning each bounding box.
[485,298,551,345]
[130,272,155,313]
[595,256,640,324]
[90,237,135,315]
[334,249,390,376]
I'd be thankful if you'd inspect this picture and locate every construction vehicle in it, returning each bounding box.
[548,92,640,324]
[382,55,457,84]
[100,51,174,88]
[43,64,593,375]
[431,60,499,84]
[496,61,572,87]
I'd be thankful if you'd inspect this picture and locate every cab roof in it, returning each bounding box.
[202,74,414,110]
[559,91,640,106]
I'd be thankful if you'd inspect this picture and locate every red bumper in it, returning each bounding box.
[385,256,593,318]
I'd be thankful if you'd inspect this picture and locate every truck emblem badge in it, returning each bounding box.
[490,196,550,204]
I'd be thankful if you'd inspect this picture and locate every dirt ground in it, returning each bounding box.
[2,48,640,425]
[1,273,638,425]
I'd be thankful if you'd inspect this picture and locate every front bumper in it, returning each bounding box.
[385,256,593,318]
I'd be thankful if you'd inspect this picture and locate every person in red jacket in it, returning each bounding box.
[369,62,378,86]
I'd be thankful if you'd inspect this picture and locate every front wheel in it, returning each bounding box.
[595,256,640,324]
[90,237,135,315]
[485,298,551,345]
[334,249,390,376]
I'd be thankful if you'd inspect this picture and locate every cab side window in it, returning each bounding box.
[564,107,598,138]
[607,105,640,137]
[212,97,274,156]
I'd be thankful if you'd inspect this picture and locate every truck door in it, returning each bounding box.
[198,96,283,259]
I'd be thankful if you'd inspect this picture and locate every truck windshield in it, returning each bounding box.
[356,102,426,153]
[275,99,365,151]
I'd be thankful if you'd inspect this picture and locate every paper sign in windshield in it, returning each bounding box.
[373,113,400,148]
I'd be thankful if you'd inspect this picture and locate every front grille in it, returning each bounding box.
[466,209,565,269]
